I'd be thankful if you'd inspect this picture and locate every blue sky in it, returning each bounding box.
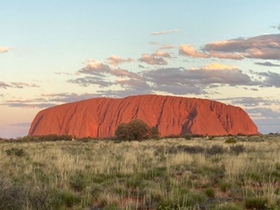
[1,1,280,138]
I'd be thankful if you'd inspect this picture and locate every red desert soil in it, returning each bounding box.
[28,95,259,138]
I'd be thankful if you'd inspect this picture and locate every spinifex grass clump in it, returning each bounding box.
[5,147,27,157]
[230,144,246,155]
[225,137,237,144]
[0,136,279,209]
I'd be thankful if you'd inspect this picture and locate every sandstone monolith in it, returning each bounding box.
[28,95,259,138]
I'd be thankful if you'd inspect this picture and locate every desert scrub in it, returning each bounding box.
[225,137,237,144]
[5,147,27,157]
[214,203,243,210]
[206,144,226,155]
[230,144,245,155]
[0,177,26,210]
[166,145,204,154]
[0,136,280,209]
[245,197,268,209]
[204,187,215,198]
[218,180,232,193]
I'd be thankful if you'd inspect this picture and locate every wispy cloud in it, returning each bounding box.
[179,45,209,58]
[0,47,11,53]
[138,54,168,65]
[179,44,243,60]
[96,89,151,98]
[208,51,244,60]
[217,97,273,107]
[152,51,172,58]
[191,63,238,71]
[68,56,279,98]
[180,34,280,60]
[68,76,114,87]
[0,81,11,89]
[254,61,280,67]
[10,82,40,88]
[150,29,180,36]
[78,59,140,79]
[41,93,100,103]
[0,81,39,89]
[54,72,74,75]
[117,78,151,91]
[69,59,142,87]
[4,98,56,108]
[143,66,256,93]
[252,71,280,87]
[271,24,280,30]
[6,66,279,110]
[149,41,176,49]
[9,122,31,127]
[204,34,280,60]
[3,93,102,108]
[138,49,173,65]
[106,55,134,66]
[247,107,280,120]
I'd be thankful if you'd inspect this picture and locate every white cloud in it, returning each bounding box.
[106,55,134,66]
[138,54,168,65]
[152,51,172,58]
[150,29,180,36]
[179,45,209,58]
[191,63,238,71]
[203,34,280,60]
[180,34,280,60]
[0,47,11,53]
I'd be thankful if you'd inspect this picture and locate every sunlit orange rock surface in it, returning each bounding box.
[29,95,259,138]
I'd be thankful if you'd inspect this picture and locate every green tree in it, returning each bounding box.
[115,119,159,140]
[115,123,129,140]
[150,127,160,139]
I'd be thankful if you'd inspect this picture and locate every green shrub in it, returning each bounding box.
[0,178,26,210]
[230,145,245,155]
[183,145,204,154]
[207,136,214,140]
[115,119,159,140]
[144,167,167,179]
[5,148,27,157]
[245,197,268,209]
[186,192,207,206]
[206,145,226,155]
[204,187,215,198]
[225,137,237,144]
[27,187,53,210]
[51,189,81,208]
[218,181,232,192]
[126,174,145,189]
[18,135,72,142]
[115,123,128,140]
[150,127,160,139]
[184,134,192,140]
[69,172,89,192]
[167,145,204,154]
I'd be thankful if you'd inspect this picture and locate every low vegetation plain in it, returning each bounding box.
[0,135,280,209]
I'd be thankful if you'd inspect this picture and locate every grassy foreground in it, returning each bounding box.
[0,136,280,210]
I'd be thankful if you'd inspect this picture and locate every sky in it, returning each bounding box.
[1,0,280,138]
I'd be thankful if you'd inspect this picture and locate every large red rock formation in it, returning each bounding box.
[28,95,259,138]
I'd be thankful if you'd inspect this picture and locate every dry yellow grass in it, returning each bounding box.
[0,135,279,209]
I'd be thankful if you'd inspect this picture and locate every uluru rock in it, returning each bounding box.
[28,95,259,138]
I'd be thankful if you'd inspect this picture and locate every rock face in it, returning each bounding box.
[29,95,259,138]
